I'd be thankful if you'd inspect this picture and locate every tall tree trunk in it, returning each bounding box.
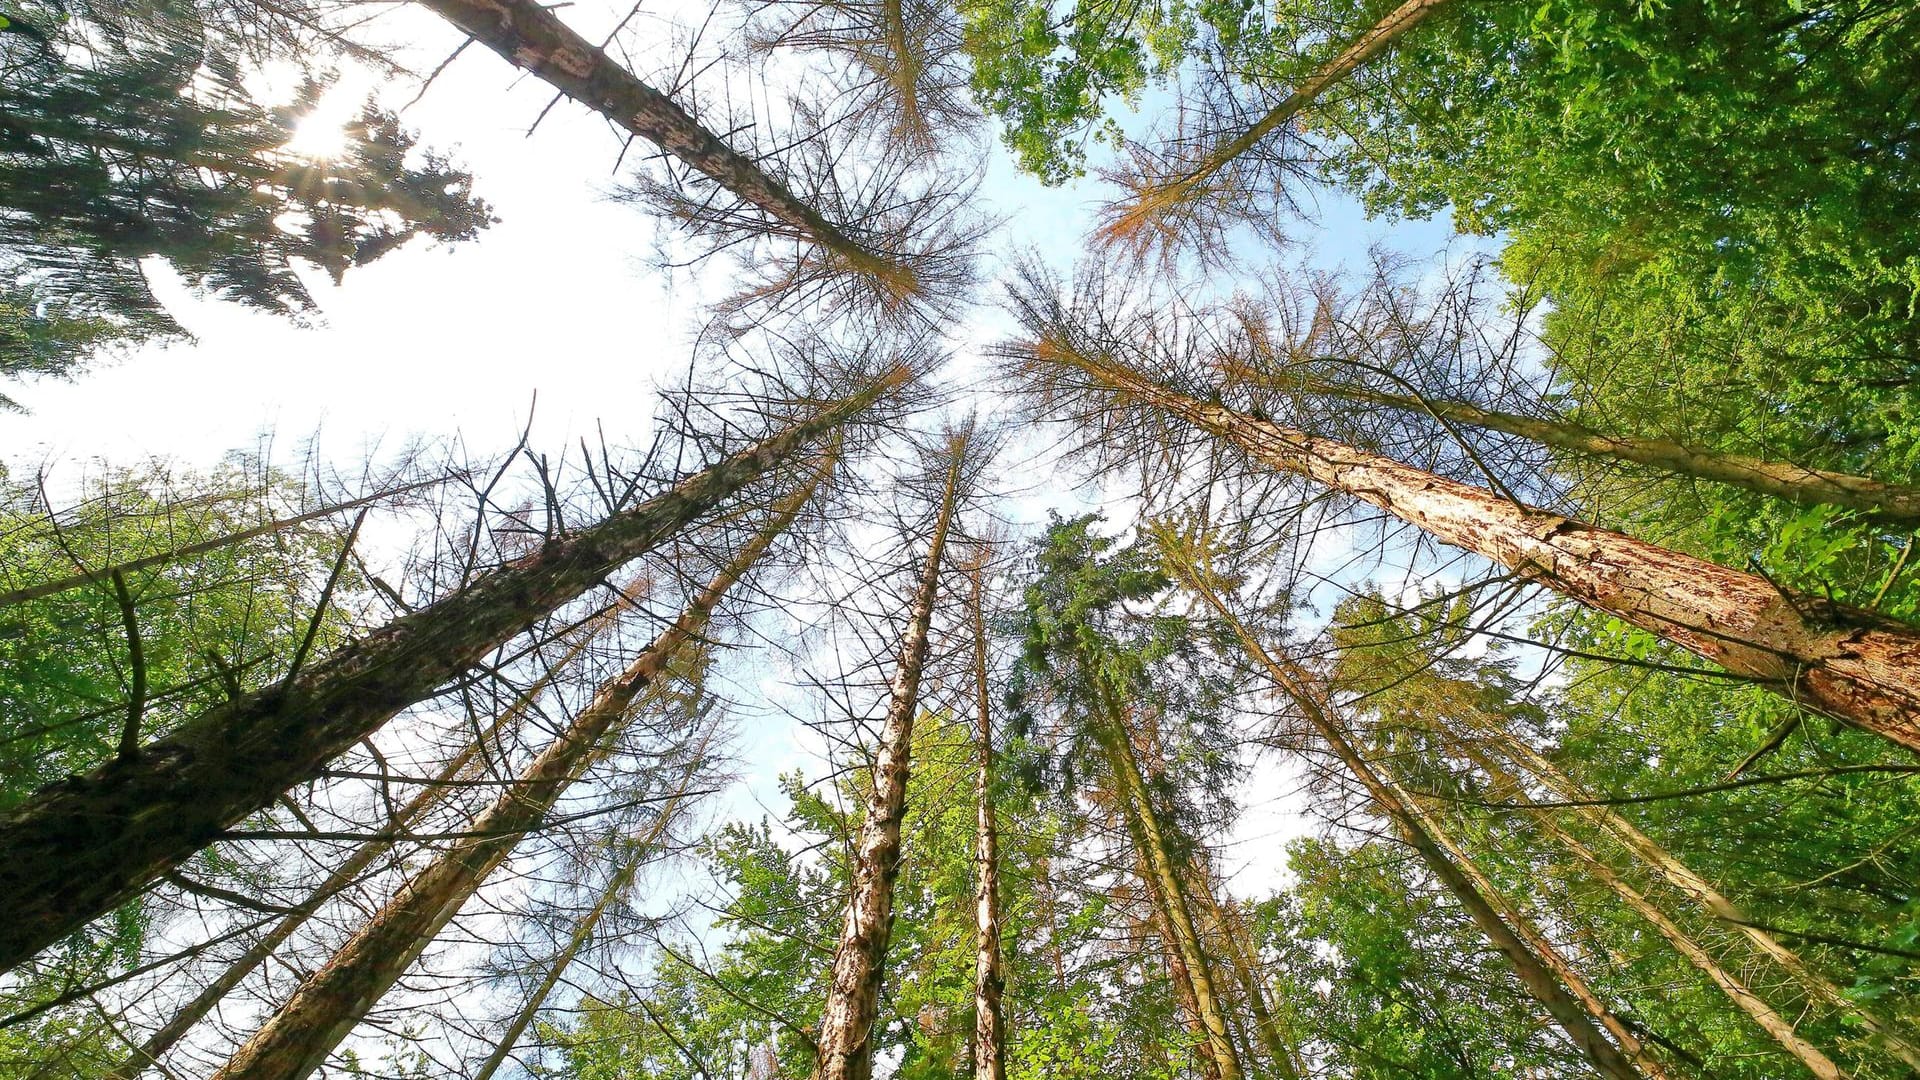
[965,553,1008,1080]
[1100,0,1449,244]
[1132,847,1223,1080]
[414,0,913,297]
[469,760,704,1080]
[1171,562,1657,1080]
[106,576,648,1080]
[1100,711,1245,1080]
[1279,377,1920,527]
[1188,866,1302,1080]
[1481,721,1920,1072]
[810,434,966,1080]
[1043,346,1920,751]
[1454,740,1846,1078]
[212,471,825,1080]
[0,372,893,973]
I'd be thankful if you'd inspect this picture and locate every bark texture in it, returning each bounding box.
[1056,351,1920,751]
[1294,379,1920,527]
[1190,865,1301,1079]
[213,474,821,1080]
[415,0,906,288]
[966,556,1008,1080]
[810,438,964,1080]
[106,578,646,1080]
[0,374,890,973]
[1173,566,1654,1080]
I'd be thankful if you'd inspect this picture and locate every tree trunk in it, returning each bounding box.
[1458,739,1845,1079]
[469,762,703,1080]
[1286,377,1920,527]
[0,372,892,973]
[212,472,824,1080]
[1101,0,1448,243]
[1172,563,1656,1080]
[965,554,1008,1080]
[414,0,911,295]
[1050,348,1920,752]
[810,435,965,1080]
[106,576,648,1080]
[1100,713,1245,1080]
[1484,722,1920,1072]
[1188,867,1302,1080]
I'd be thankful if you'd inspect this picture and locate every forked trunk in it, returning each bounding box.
[212,473,824,1080]
[810,438,965,1080]
[0,372,892,973]
[1052,350,1920,752]
[966,555,1008,1080]
[1189,868,1302,1079]
[108,576,649,1080]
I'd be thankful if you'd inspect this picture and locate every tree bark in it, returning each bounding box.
[469,762,703,1080]
[0,372,893,974]
[1101,0,1449,242]
[212,472,823,1080]
[414,0,910,292]
[1172,564,1656,1080]
[1188,866,1302,1080]
[810,435,965,1080]
[106,576,647,1080]
[965,554,1008,1080]
[1286,378,1920,527]
[1457,740,1844,1078]
[1048,348,1920,752]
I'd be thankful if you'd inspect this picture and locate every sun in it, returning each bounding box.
[284,104,354,161]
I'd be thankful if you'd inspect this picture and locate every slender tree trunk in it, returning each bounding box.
[1101,0,1448,242]
[1048,348,1920,751]
[0,372,893,973]
[1100,713,1245,1080]
[1171,564,1654,1080]
[1188,868,1302,1080]
[1132,847,1222,1080]
[212,472,824,1080]
[1284,378,1920,527]
[414,0,911,294]
[1484,722,1920,1072]
[965,554,1008,1080]
[1455,740,1846,1079]
[469,763,704,1080]
[810,435,966,1080]
[106,576,648,1080]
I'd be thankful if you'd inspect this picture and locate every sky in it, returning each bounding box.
[5,1,1483,1058]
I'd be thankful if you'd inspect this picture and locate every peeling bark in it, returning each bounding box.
[213,474,822,1080]
[966,556,1008,1080]
[811,437,965,1080]
[0,373,890,974]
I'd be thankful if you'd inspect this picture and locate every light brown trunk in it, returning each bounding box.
[1172,564,1654,1080]
[469,763,703,1080]
[1052,349,1920,751]
[0,370,896,973]
[212,474,823,1080]
[1101,714,1245,1080]
[1101,0,1448,241]
[1291,379,1920,528]
[414,0,910,293]
[1487,723,1920,1072]
[107,578,647,1080]
[1460,740,1844,1079]
[810,437,965,1080]
[966,555,1008,1080]
[1189,869,1302,1080]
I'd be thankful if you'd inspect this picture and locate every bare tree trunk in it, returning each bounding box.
[965,553,1008,1080]
[1188,867,1302,1080]
[1134,848,1223,1080]
[469,762,704,1080]
[106,577,648,1079]
[1485,723,1920,1072]
[1171,562,1656,1080]
[1047,349,1920,751]
[1100,714,1245,1080]
[1101,0,1449,243]
[0,372,893,973]
[415,0,911,293]
[1282,378,1920,527]
[1455,741,1846,1079]
[212,471,825,1080]
[810,434,966,1080]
